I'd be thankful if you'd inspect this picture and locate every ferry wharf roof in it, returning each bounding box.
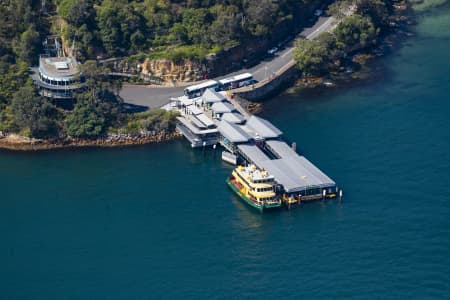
[237,143,336,193]
[246,116,282,139]
[259,156,336,193]
[211,101,235,114]
[221,112,246,124]
[177,117,218,135]
[202,88,226,103]
[218,120,252,143]
[265,140,297,158]
[237,144,270,166]
[187,105,203,115]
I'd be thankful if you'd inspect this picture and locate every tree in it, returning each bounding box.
[65,99,106,138]
[97,2,123,56]
[60,0,95,27]
[11,85,60,137]
[334,14,378,49]
[140,109,179,132]
[209,5,242,47]
[168,23,188,45]
[243,0,278,36]
[16,25,40,64]
[65,78,124,138]
[293,39,329,75]
[182,8,211,44]
[356,0,390,27]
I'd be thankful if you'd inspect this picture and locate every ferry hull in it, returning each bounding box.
[226,178,281,212]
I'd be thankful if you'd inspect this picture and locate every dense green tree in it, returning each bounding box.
[356,0,390,27]
[209,5,242,47]
[65,99,106,138]
[182,8,211,44]
[293,38,330,75]
[168,23,188,44]
[334,14,378,49]
[140,109,179,132]
[0,61,30,105]
[11,85,60,137]
[59,0,95,27]
[65,77,124,138]
[243,0,278,36]
[15,25,40,64]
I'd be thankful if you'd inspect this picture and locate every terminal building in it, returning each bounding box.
[31,37,84,102]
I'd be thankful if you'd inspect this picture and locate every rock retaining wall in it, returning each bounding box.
[0,132,182,151]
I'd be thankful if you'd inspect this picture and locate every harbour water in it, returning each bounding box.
[1,7,450,299]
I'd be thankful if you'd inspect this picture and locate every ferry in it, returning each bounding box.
[226,165,282,212]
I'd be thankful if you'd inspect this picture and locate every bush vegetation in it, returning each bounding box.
[294,0,393,76]
[0,0,398,140]
[57,0,319,61]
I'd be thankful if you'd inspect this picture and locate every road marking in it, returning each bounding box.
[306,17,335,40]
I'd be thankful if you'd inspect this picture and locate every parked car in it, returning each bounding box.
[267,47,278,55]
[314,9,323,16]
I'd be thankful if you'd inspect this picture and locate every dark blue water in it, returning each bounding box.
[1,9,450,299]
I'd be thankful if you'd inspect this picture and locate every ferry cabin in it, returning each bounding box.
[228,165,281,211]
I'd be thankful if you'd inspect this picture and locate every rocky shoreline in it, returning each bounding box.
[288,0,414,91]
[0,132,182,151]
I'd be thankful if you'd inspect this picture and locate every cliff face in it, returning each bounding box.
[141,59,206,82]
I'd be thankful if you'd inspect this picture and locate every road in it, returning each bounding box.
[120,16,336,109]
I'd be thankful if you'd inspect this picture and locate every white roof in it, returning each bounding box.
[196,113,215,128]
[190,115,207,129]
[265,140,296,158]
[259,156,335,192]
[211,101,235,114]
[221,112,246,124]
[237,144,269,166]
[246,115,282,139]
[218,121,252,143]
[202,88,226,103]
[187,105,202,115]
[54,62,69,70]
[177,117,218,135]
[179,96,194,106]
[237,142,335,193]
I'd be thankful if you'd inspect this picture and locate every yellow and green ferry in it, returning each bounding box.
[226,165,282,212]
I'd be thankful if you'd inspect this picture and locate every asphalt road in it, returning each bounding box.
[120,16,335,108]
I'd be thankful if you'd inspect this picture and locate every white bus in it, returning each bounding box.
[184,80,219,99]
[218,73,253,91]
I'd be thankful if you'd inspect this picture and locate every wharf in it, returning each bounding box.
[167,88,338,200]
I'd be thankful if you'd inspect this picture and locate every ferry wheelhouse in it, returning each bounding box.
[226,165,281,212]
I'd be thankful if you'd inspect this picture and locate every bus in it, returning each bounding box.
[184,80,219,99]
[218,73,253,91]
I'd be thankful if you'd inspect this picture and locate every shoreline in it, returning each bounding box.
[0,3,417,153]
[284,2,415,94]
[0,132,182,151]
